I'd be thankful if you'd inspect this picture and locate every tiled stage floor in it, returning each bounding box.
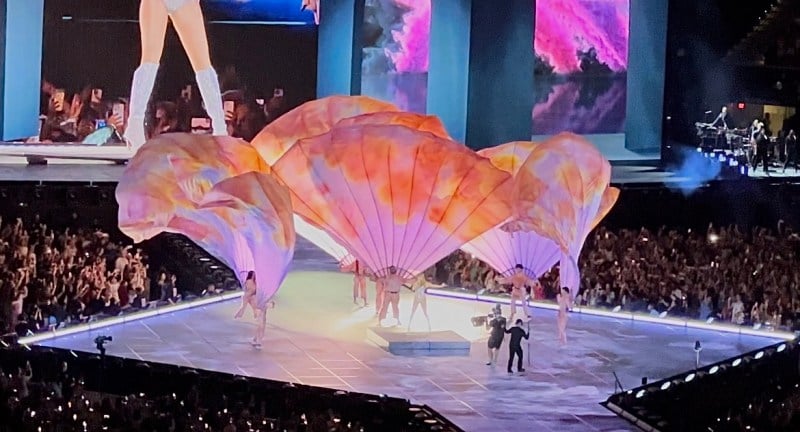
[40,242,781,432]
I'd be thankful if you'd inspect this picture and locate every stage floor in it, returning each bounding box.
[39,247,780,432]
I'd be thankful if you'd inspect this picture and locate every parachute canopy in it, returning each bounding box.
[271,123,514,278]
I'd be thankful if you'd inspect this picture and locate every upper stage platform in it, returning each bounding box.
[0,155,796,186]
[0,156,719,186]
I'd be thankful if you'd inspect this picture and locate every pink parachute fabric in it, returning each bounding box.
[461,142,561,278]
[169,172,296,304]
[510,133,619,296]
[271,123,514,278]
[335,111,451,140]
[115,134,295,303]
[250,95,400,165]
[116,134,269,243]
[250,96,400,264]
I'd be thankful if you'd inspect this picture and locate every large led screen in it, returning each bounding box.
[360,0,430,114]
[532,0,629,136]
[202,0,316,23]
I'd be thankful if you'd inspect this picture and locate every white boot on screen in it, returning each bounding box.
[125,63,159,149]
[195,67,227,136]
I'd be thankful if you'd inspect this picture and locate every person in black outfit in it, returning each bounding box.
[784,129,798,173]
[752,121,770,175]
[486,304,507,366]
[505,318,529,374]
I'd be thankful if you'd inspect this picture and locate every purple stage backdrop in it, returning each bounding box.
[360,0,430,114]
[532,0,630,136]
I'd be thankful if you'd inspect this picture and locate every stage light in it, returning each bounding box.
[199,257,211,262]
[660,382,671,390]
[635,390,646,398]
[685,373,696,383]
[754,351,764,360]
[709,365,720,374]
[732,358,742,367]
[738,102,746,109]
[777,343,787,352]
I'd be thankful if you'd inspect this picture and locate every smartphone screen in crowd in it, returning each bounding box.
[95,119,107,129]
[191,117,211,134]
[112,103,125,120]
[255,98,265,106]
[273,88,284,98]
[223,100,235,113]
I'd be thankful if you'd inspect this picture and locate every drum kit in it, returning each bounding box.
[694,122,763,165]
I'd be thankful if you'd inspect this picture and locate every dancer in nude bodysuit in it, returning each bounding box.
[407,272,444,332]
[233,271,275,348]
[495,264,536,323]
[342,260,368,306]
[126,0,227,148]
[556,287,571,345]
[234,271,257,319]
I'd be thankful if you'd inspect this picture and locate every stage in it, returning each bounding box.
[37,239,781,432]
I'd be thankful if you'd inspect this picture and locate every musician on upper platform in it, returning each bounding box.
[710,105,730,130]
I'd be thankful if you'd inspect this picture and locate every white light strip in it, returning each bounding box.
[425,288,795,340]
[18,291,243,345]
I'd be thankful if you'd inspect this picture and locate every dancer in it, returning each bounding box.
[407,272,444,332]
[234,271,257,319]
[495,264,536,323]
[341,260,368,306]
[486,304,506,366]
[378,266,410,327]
[126,0,227,148]
[371,273,385,317]
[505,319,529,374]
[556,287,571,345]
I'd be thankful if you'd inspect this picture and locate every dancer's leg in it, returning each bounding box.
[408,299,419,330]
[169,1,226,135]
[255,307,267,346]
[507,347,515,373]
[378,293,389,321]
[509,295,518,323]
[352,280,358,304]
[126,0,168,148]
[375,286,384,316]
[359,280,367,305]
[487,346,493,364]
[517,347,524,371]
[390,293,400,321]
[420,297,431,330]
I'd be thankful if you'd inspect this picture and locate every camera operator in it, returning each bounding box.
[486,304,506,366]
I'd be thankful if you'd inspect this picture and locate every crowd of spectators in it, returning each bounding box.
[0,215,189,338]
[437,221,800,330]
[0,346,447,432]
[33,69,289,144]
